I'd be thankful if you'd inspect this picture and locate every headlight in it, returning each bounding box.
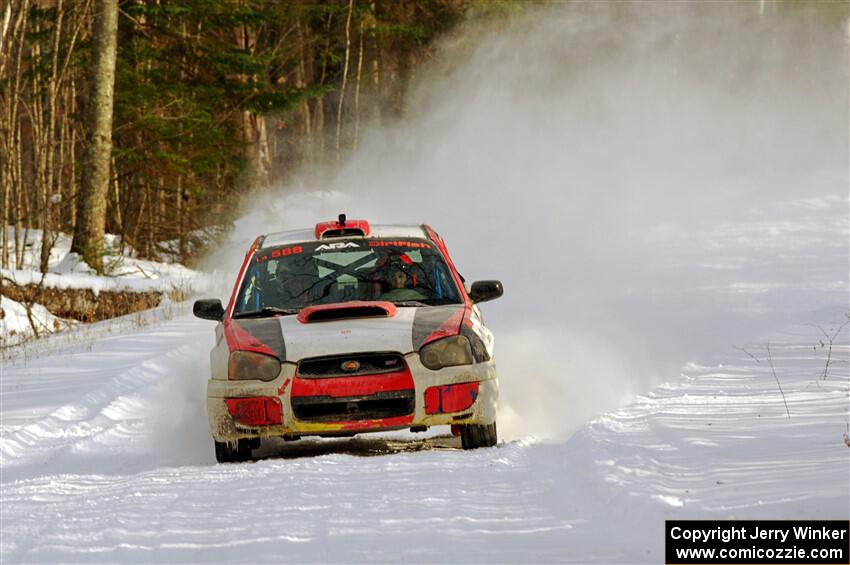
[228,350,281,381]
[419,335,473,370]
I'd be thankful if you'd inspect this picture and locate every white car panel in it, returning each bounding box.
[278,307,419,361]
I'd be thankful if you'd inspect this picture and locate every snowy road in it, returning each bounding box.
[2,307,847,563]
[2,3,849,559]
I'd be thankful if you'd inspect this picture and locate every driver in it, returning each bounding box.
[379,263,426,301]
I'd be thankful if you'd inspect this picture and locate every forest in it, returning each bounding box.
[1,0,842,274]
[0,0,494,272]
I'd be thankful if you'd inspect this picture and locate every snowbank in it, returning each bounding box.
[0,296,73,347]
[1,228,206,344]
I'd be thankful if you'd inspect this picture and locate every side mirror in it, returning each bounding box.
[193,299,225,321]
[469,280,503,304]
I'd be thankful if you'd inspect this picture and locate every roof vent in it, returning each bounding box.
[315,215,371,239]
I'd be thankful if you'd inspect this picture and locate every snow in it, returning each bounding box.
[1,264,197,295]
[0,314,846,563]
[1,228,200,295]
[1,228,204,346]
[1,192,848,561]
[2,3,849,562]
[0,296,75,347]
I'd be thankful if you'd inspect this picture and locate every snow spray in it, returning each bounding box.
[204,2,849,442]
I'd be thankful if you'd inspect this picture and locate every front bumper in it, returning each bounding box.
[207,354,498,442]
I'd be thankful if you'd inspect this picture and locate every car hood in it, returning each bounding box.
[227,304,466,362]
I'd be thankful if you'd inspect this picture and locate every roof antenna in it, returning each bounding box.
[338,213,346,226]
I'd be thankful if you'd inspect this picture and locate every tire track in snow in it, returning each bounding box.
[2,313,847,562]
[580,325,849,517]
[1,440,593,563]
[0,319,212,480]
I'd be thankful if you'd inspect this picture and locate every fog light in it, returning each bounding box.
[424,382,479,415]
[225,397,283,426]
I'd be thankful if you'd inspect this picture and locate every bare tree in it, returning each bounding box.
[0,0,30,270]
[71,0,118,273]
[335,0,354,161]
[237,17,272,188]
[295,13,313,165]
[353,16,364,150]
[815,318,850,380]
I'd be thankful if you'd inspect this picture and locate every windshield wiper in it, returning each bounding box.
[233,306,299,319]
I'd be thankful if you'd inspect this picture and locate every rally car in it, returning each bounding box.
[193,215,503,463]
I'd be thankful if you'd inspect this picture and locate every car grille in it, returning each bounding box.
[291,390,415,422]
[297,352,406,378]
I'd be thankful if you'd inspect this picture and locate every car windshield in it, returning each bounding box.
[233,238,463,316]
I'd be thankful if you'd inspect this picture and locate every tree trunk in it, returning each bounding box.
[353,18,364,151]
[39,0,65,274]
[177,176,188,261]
[71,0,118,273]
[0,4,11,69]
[314,12,334,161]
[296,17,313,166]
[0,0,29,269]
[335,0,354,161]
[234,18,271,188]
[242,110,271,188]
[29,23,48,270]
[65,77,78,230]
[370,0,381,125]
[110,154,122,236]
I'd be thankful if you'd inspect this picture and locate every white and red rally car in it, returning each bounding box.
[194,215,503,462]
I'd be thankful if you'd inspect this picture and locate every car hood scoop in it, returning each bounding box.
[278,304,463,362]
[296,301,398,324]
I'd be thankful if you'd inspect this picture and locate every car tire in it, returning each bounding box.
[214,439,253,463]
[460,421,497,449]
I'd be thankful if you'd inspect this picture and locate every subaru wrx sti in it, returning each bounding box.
[194,215,503,462]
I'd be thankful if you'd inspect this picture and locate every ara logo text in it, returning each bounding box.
[316,242,360,250]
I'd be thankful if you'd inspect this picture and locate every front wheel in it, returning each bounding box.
[214,439,253,463]
[460,422,497,449]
